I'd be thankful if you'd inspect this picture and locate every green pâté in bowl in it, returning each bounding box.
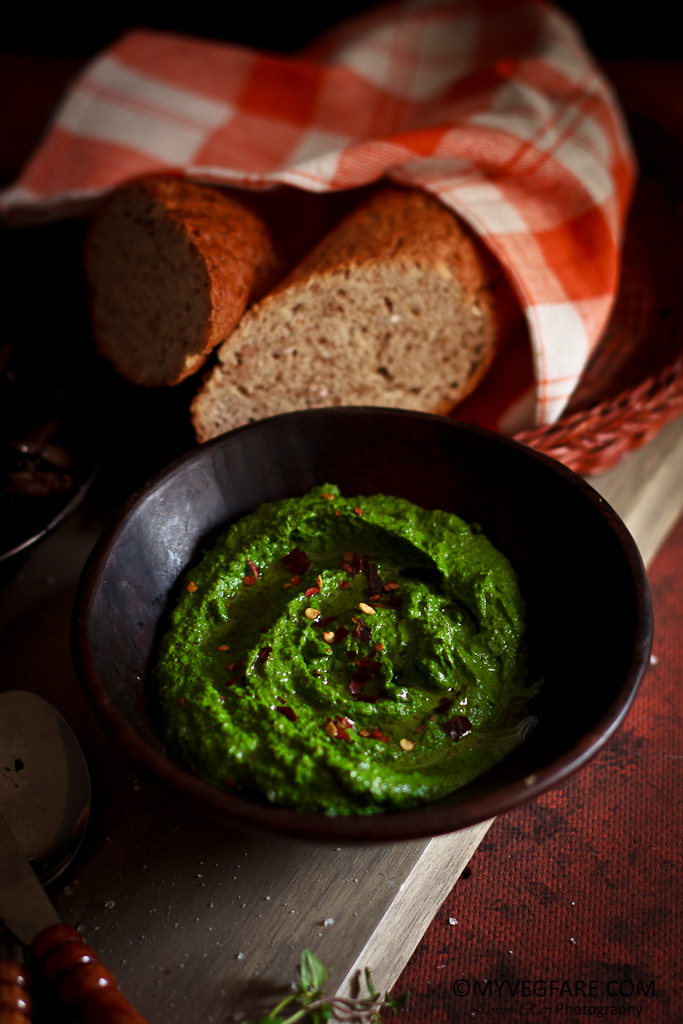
[155,485,539,815]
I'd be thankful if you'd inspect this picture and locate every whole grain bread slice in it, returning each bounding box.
[84,177,281,387]
[191,187,519,442]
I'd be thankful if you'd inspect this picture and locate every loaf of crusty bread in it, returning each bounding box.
[191,187,518,442]
[84,177,281,387]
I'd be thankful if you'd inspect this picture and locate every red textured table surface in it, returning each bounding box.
[393,514,683,1023]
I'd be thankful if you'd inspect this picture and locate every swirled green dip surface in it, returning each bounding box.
[156,485,538,815]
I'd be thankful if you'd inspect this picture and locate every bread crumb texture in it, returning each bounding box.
[192,188,517,441]
[84,177,280,387]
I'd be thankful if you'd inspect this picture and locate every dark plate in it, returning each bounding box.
[0,220,106,563]
[72,408,652,844]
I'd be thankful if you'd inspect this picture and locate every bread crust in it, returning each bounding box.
[84,177,281,387]
[191,187,519,442]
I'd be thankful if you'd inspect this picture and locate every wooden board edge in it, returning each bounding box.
[334,819,495,998]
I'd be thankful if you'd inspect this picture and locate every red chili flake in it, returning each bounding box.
[243,576,256,587]
[333,625,350,644]
[369,594,379,602]
[340,716,354,728]
[361,555,383,595]
[234,658,245,670]
[350,552,362,576]
[247,560,260,577]
[383,582,400,592]
[387,595,403,607]
[445,715,472,742]
[349,681,364,696]
[335,510,341,516]
[435,697,453,715]
[304,584,321,598]
[256,646,273,665]
[312,615,337,630]
[277,705,298,722]
[186,582,198,593]
[311,669,320,677]
[339,580,350,589]
[259,625,270,633]
[336,727,351,741]
[358,694,379,704]
[354,507,363,515]
[414,725,425,734]
[369,727,384,739]
[226,668,247,686]
[352,622,373,645]
[283,546,311,576]
[290,575,301,585]
[340,561,353,573]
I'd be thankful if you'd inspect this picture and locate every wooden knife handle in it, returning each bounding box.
[31,924,150,1024]
[0,960,32,1023]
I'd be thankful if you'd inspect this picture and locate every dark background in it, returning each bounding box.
[1,1,681,59]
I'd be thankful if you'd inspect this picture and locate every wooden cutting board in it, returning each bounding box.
[1,412,682,1023]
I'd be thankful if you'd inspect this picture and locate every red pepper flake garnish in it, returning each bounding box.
[351,552,362,576]
[354,507,363,515]
[369,594,379,602]
[361,555,384,595]
[277,705,298,722]
[256,646,272,665]
[445,715,472,742]
[290,575,301,585]
[312,615,337,630]
[383,582,400,592]
[234,658,244,670]
[226,668,247,686]
[387,595,403,607]
[283,547,311,576]
[324,715,354,740]
[247,560,260,577]
[216,644,230,652]
[186,582,197,593]
[369,727,390,742]
[243,576,256,586]
[311,669,321,677]
[339,580,350,589]
[435,697,453,715]
[352,622,373,645]
[333,625,350,644]
[304,584,321,598]
[321,493,334,501]
[335,510,341,516]
[414,725,425,734]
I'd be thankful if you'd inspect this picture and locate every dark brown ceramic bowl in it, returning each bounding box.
[72,408,652,843]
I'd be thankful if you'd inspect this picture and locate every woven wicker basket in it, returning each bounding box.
[514,114,683,476]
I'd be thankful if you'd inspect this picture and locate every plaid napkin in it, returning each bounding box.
[0,0,635,427]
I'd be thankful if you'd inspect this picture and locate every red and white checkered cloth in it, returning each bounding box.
[0,0,635,426]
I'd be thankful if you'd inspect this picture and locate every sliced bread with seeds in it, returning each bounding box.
[191,187,519,441]
[84,177,282,387]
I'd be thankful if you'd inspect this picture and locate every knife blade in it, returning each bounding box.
[0,810,59,944]
[0,810,150,1023]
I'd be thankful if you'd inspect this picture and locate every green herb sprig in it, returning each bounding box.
[258,949,409,1024]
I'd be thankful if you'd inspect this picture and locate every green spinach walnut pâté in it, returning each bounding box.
[155,484,540,815]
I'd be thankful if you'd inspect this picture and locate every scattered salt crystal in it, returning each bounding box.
[449,917,458,925]
[324,918,334,926]
[236,952,245,960]
[650,654,659,665]
[105,901,115,909]
[64,886,73,896]
[265,896,271,900]
[570,937,577,945]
